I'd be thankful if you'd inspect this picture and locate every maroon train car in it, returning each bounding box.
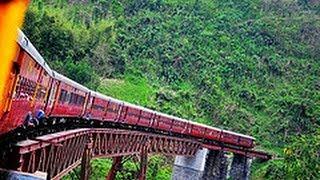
[50,72,88,118]
[0,30,53,134]
[0,30,256,149]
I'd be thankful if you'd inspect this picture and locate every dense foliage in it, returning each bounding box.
[24,0,319,179]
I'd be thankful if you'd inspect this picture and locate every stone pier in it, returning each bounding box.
[202,150,229,180]
[172,148,208,180]
[172,149,252,180]
[229,154,252,180]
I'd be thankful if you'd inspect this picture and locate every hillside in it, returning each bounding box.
[23,0,319,179]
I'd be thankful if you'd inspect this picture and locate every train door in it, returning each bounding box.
[32,69,51,118]
[45,79,59,116]
[84,93,94,119]
[81,92,90,117]
[7,50,41,129]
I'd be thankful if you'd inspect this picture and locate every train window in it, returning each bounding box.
[69,93,75,104]
[69,93,73,104]
[58,90,64,102]
[92,103,104,111]
[67,93,84,106]
[14,77,23,99]
[14,77,37,99]
[107,103,118,113]
[36,86,47,100]
[48,82,57,105]
[66,92,70,103]
[74,94,79,104]
[77,96,85,105]
[59,89,67,103]
[76,95,80,105]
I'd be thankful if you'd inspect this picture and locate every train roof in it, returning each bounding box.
[188,120,255,140]
[122,101,193,124]
[90,91,107,100]
[91,91,123,103]
[222,129,255,140]
[189,120,221,131]
[53,71,89,93]
[17,30,53,76]
[122,101,157,114]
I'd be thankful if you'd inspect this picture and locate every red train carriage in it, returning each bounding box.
[136,107,154,128]
[238,135,255,148]
[50,72,88,118]
[0,30,256,150]
[120,103,141,125]
[171,117,189,134]
[121,103,155,128]
[154,113,174,132]
[87,92,109,121]
[219,130,255,148]
[0,31,53,134]
[189,121,206,138]
[104,97,122,122]
[203,126,222,142]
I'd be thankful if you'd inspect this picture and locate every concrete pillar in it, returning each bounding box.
[229,154,251,180]
[172,148,208,180]
[202,150,229,180]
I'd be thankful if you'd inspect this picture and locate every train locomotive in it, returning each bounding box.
[0,30,255,149]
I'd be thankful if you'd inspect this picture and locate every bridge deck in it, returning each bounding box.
[1,128,270,179]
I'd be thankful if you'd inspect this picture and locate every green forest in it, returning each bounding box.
[23,0,319,179]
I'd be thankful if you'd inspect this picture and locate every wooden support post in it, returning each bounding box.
[138,146,148,180]
[80,134,93,180]
[106,156,123,180]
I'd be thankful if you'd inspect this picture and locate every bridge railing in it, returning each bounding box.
[4,128,201,179]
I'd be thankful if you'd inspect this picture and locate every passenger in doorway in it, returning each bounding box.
[24,111,35,127]
[35,109,45,125]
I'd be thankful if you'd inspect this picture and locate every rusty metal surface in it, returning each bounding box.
[2,128,270,179]
[106,157,123,180]
[5,128,201,179]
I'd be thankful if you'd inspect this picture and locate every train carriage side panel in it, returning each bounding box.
[122,104,140,125]
[137,109,153,127]
[0,31,54,134]
[45,77,59,115]
[51,72,88,118]
[123,103,154,128]
[83,91,93,119]
[6,50,39,130]
[157,114,172,132]
[33,68,52,116]
[220,130,255,148]
[90,92,108,121]
[105,98,122,122]
[220,130,241,146]
[204,126,222,141]
[171,117,188,134]
[0,48,38,133]
[190,123,206,138]
[239,136,255,148]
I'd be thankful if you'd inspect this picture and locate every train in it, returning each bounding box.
[0,30,255,148]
